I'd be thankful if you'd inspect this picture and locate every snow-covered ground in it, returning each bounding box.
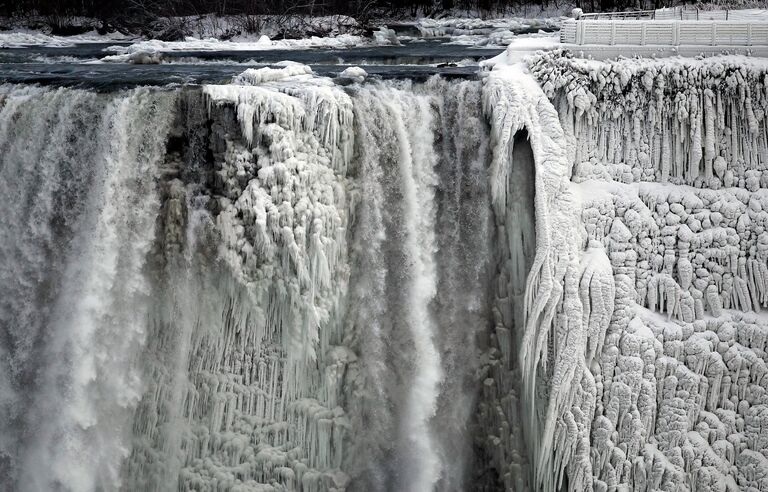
[417,16,563,37]
[0,29,136,48]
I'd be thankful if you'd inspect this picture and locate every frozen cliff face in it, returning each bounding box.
[124,68,357,492]
[531,52,768,191]
[482,62,597,492]
[507,51,768,491]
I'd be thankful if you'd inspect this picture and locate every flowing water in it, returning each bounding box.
[0,52,536,490]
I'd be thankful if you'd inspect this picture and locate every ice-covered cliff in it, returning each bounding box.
[514,51,768,491]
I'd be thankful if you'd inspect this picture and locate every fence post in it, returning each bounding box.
[641,23,646,45]
[611,22,616,45]
[748,23,752,46]
[673,22,679,45]
[712,23,716,46]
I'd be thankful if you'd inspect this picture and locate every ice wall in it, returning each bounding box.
[521,51,768,491]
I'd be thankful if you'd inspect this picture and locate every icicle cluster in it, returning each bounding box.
[482,64,595,492]
[573,180,768,491]
[530,51,768,190]
[162,66,355,491]
[521,52,768,491]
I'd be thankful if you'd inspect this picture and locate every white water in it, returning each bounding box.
[351,81,444,491]
[344,78,494,492]
[0,85,176,490]
[384,86,442,492]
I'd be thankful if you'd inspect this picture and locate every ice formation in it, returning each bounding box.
[506,50,768,491]
[3,43,768,492]
[417,16,562,37]
[101,33,374,57]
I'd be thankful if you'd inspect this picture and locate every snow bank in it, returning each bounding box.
[418,16,563,37]
[0,29,134,48]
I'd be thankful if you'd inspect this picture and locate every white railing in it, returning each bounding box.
[561,19,768,46]
[578,7,768,21]
[655,7,767,21]
[578,10,656,20]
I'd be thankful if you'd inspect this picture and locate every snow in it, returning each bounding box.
[372,26,401,46]
[338,66,367,83]
[102,33,370,56]
[417,16,563,37]
[0,29,135,48]
[478,33,561,64]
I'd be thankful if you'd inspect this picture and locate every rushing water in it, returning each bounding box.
[0,40,502,89]
[0,85,177,490]
[0,71,535,491]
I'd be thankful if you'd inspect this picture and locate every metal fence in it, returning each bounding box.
[561,19,768,46]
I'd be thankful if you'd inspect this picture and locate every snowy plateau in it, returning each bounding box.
[2,12,768,492]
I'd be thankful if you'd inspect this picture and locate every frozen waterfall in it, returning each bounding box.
[3,53,768,492]
[0,74,499,491]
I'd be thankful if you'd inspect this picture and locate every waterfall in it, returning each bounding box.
[354,80,444,492]
[0,70,527,492]
[343,78,494,492]
[0,85,177,490]
[7,55,767,492]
